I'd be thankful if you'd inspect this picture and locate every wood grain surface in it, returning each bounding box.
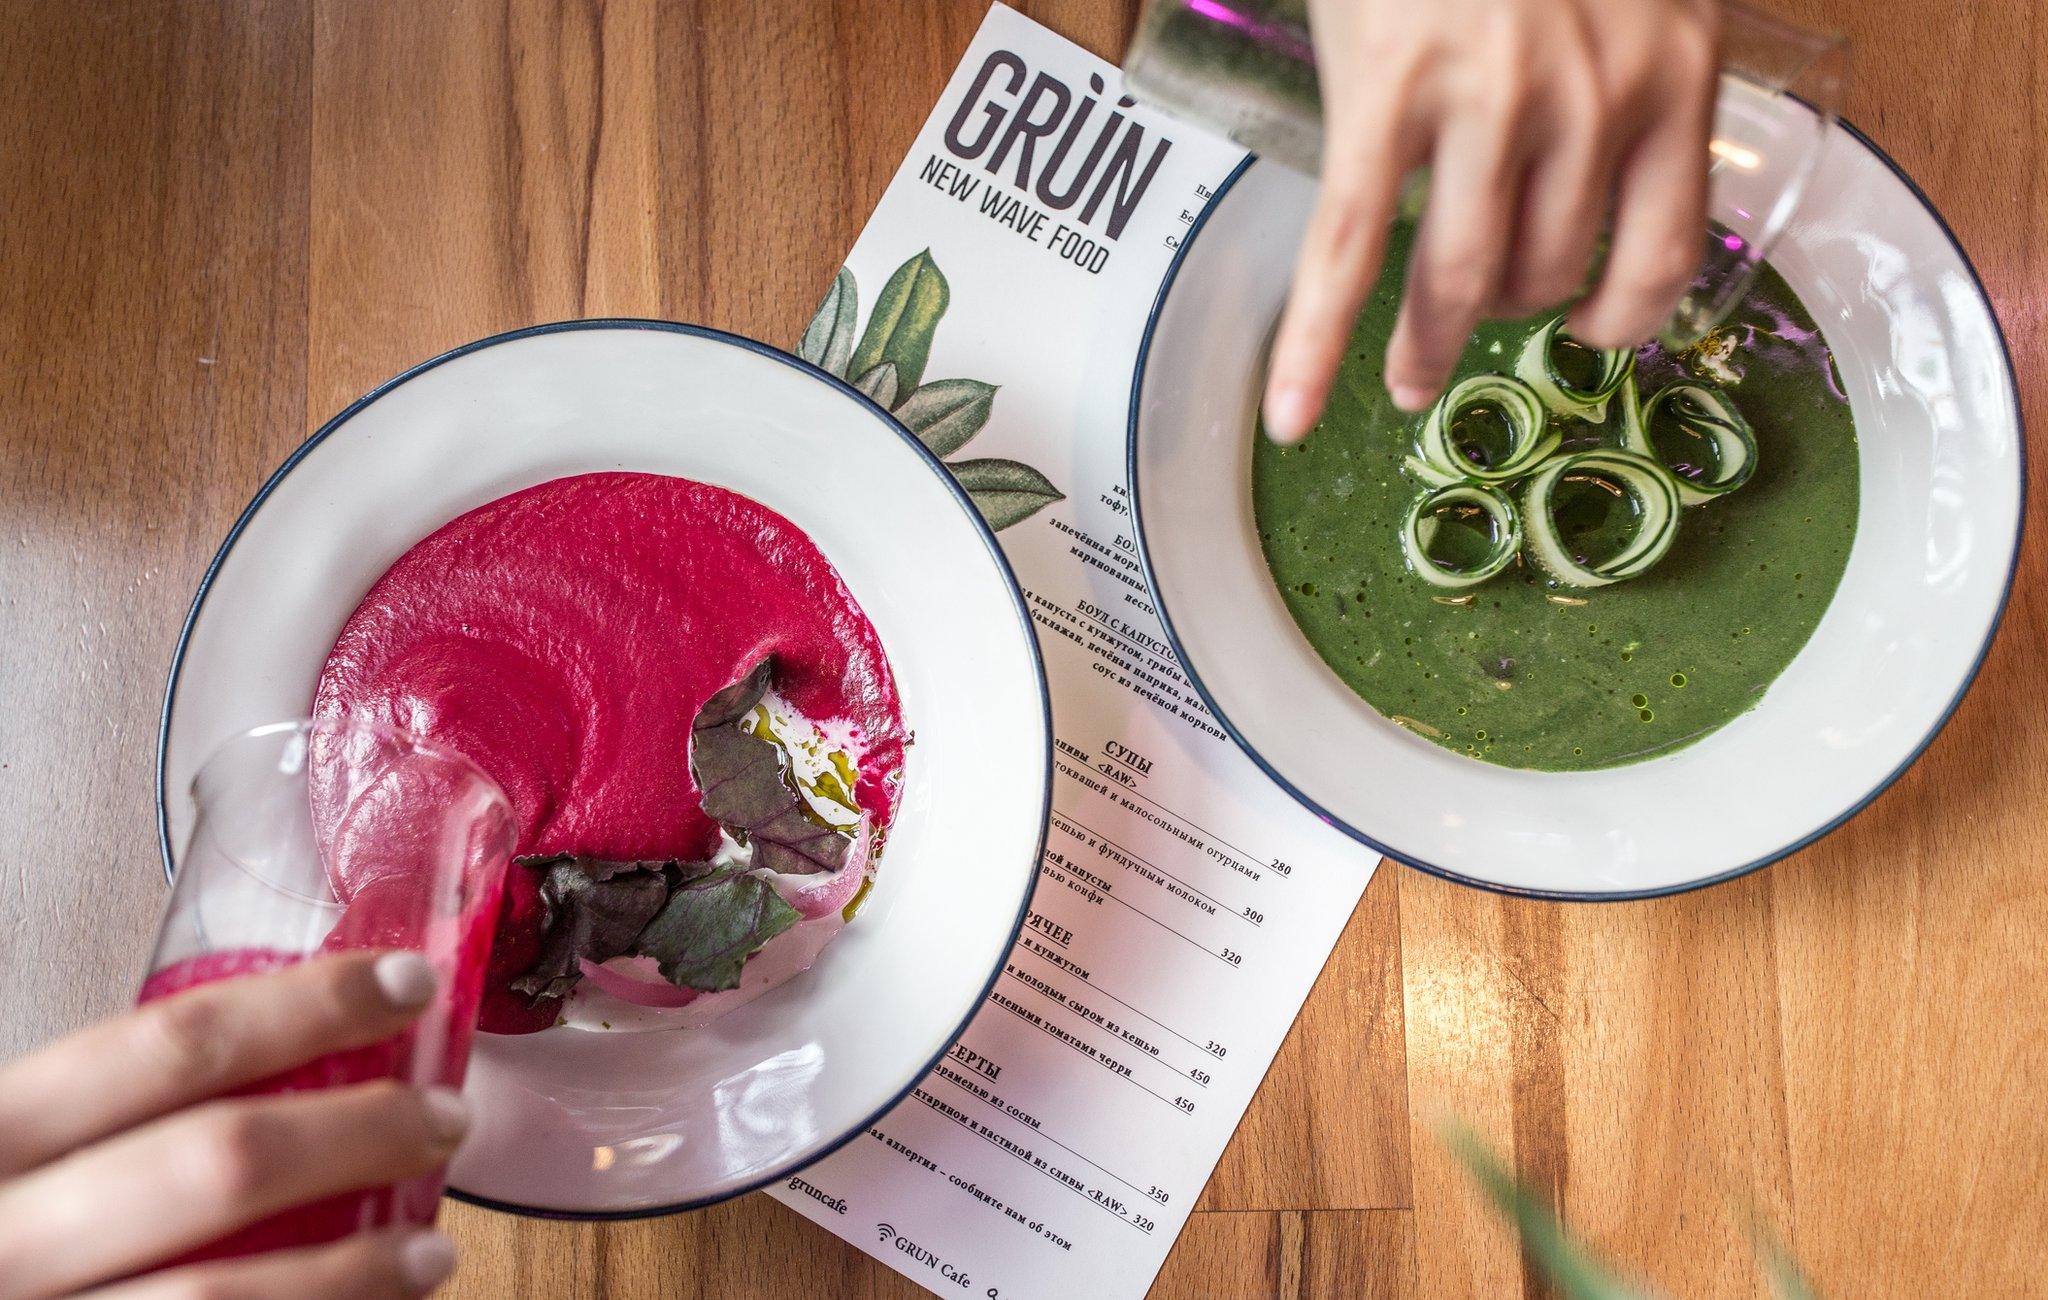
[1,1,2042,1296]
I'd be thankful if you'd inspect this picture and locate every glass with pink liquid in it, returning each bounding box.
[140,718,514,1262]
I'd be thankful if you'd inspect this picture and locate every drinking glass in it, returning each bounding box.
[1124,0,1850,347]
[139,718,515,1262]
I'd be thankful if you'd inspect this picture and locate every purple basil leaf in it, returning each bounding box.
[633,870,802,992]
[694,658,773,731]
[509,855,688,1001]
[690,659,853,876]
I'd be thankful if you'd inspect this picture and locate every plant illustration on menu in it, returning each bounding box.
[800,251,1064,531]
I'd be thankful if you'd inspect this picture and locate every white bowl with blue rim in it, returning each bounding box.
[158,321,1051,1214]
[1128,125,2023,899]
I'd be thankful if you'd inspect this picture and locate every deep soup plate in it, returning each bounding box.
[1129,126,2022,899]
[160,321,1051,1215]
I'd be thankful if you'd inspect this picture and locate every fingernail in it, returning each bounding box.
[422,1087,472,1144]
[1390,383,1435,413]
[399,1230,457,1293]
[1263,384,1315,443]
[373,952,438,1010]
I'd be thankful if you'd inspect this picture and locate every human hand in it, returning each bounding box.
[1263,0,1720,439]
[0,952,466,1299]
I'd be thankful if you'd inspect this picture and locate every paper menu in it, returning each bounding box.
[767,7,1376,1296]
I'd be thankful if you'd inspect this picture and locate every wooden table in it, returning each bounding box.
[3,2,2041,1295]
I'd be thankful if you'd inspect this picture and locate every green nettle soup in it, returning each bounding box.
[1252,228,1859,771]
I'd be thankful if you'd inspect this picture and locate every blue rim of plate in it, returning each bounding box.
[1127,118,2027,903]
[154,318,1054,1219]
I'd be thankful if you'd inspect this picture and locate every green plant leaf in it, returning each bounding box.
[1441,1122,1659,1300]
[848,249,949,391]
[799,267,858,378]
[895,378,998,457]
[854,362,899,409]
[1753,1225,1819,1300]
[951,457,1063,531]
[634,870,802,992]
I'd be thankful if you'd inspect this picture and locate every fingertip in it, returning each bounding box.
[1382,318,1454,414]
[400,1230,458,1295]
[372,951,438,1012]
[1389,382,1438,413]
[420,1086,473,1146]
[1563,305,1649,353]
[1563,314,1615,350]
[1262,382,1320,444]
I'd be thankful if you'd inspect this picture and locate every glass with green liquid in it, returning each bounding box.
[1123,0,1850,348]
